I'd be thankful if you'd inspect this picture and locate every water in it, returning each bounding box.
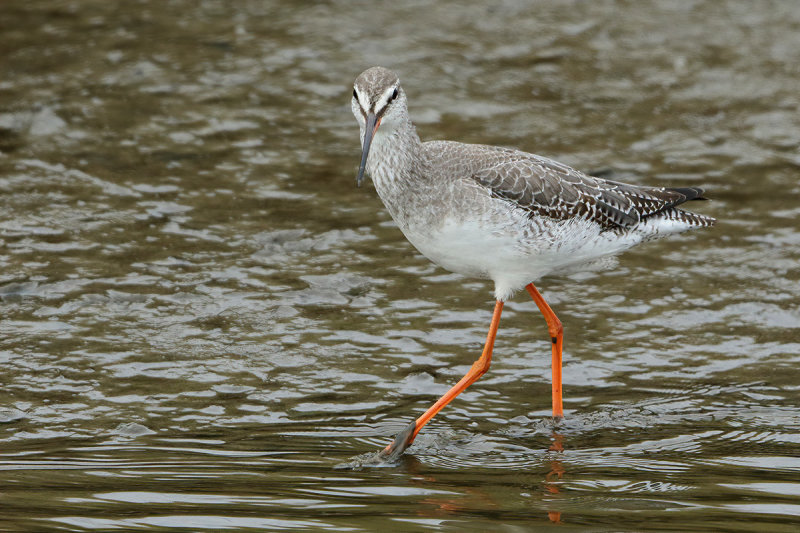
[1,0,799,530]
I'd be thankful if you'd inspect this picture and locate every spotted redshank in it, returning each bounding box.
[351,66,715,459]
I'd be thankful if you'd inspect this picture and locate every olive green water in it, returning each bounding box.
[2,1,799,531]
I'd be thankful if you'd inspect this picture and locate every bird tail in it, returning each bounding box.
[661,207,716,228]
[659,187,715,228]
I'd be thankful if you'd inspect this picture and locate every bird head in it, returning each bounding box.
[351,66,407,187]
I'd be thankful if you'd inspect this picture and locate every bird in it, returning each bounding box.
[350,66,715,459]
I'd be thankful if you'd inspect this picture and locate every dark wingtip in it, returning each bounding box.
[668,186,708,202]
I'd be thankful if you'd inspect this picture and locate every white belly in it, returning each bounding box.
[400,213,640,301]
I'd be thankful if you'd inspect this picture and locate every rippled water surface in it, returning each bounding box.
[2,1,800,531]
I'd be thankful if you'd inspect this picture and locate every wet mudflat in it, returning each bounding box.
[1,1,799,531]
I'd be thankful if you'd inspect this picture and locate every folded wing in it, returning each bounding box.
[468,146,707,230]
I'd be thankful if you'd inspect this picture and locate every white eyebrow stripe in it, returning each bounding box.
[354,86,369,114]
[373,84,398,114]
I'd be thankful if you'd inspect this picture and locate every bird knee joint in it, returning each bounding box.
[471,358,491,376]
[549,321,563,342]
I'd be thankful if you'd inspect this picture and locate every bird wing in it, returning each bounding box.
[457,144,704,230]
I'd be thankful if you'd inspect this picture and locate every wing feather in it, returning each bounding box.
[457,144,705,230]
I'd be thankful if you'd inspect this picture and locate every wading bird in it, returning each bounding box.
[351,66,714,458]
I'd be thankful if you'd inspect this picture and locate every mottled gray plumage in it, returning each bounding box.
[352,66,715,301]
[441,142,712,230]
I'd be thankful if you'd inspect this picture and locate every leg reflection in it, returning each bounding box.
[545,431,565,523]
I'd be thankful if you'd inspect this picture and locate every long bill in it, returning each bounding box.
[356,112,381,187]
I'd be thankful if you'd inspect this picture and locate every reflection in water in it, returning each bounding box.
[377,430,569,524]
[546,432,566,524]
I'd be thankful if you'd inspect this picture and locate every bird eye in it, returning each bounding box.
[391,88,398,101]
[352,88,358,99]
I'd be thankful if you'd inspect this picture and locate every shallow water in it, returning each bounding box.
[2,0,800,531]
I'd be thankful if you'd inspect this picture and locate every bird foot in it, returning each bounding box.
[379,420,417,461]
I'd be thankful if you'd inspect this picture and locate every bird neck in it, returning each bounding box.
[366,116,424,190]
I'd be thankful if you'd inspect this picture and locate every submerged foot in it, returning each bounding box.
[379,420,417,461]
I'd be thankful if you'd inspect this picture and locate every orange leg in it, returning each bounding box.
[525,283,564,418]
[381,299,504,459]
